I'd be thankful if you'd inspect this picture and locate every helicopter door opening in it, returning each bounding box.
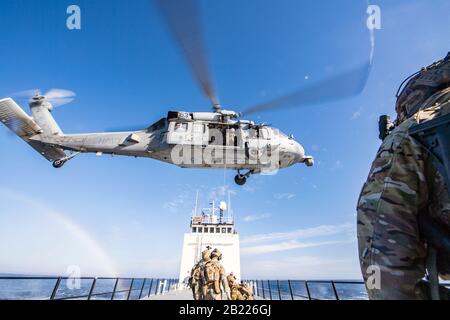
[244,127,272,162]
[208,126,226,146]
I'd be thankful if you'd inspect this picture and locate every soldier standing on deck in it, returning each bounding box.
[189,246,212,300]
[357,52,450,300]
[204,249,231,300]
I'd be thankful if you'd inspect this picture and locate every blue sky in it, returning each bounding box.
[0,0,449,279]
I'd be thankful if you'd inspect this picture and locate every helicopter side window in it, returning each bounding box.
[174,122,188,132]
[193,124,206,134]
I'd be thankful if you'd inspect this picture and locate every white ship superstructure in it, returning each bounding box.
[178,200,241,284]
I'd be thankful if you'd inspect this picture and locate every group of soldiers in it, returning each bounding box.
[189,246,254,300]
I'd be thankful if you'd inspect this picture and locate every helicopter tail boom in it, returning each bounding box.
[0,98,67,162]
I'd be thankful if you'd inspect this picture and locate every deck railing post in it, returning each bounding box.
[148,279,154,297]
[305,281,312,300]
[138,279,146,300]
[155,279,160,295]
[127,278,135,300]
[261,280,265,299]
[331,281,340,300]
[111,278,119,300]
[268,280,272,300]
[277,280,282,300]
[287,280,294,301]
[87,278,97,300]
[50,277,62,300]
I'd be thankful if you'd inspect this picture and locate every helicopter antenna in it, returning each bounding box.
[155,0,221,112]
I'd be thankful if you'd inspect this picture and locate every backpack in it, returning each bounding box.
[204,261,220,283]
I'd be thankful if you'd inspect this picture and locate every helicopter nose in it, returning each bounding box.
[293,141,306,163]
[279,138,305,166]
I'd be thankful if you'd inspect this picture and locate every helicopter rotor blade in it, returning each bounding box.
[241,61,372,116]
[10,89,41,101]
[154,0,221,111]
[44,89,76,107]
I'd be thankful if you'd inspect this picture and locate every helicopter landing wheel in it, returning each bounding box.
[53,159,65,169]
[234,174,247,186]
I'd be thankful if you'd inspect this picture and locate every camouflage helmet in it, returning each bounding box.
[395,52,450,123]
[202,246,212,261]
[211,248,222,259]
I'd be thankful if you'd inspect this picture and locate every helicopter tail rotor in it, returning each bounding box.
[11,88,76,108]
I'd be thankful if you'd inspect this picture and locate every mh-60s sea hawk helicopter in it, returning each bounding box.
[0,91,312,186]
[0,0,372,185]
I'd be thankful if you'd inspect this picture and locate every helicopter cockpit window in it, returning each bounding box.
[147,118,166,132]
[260,128,271,139]
[248,128,258,139]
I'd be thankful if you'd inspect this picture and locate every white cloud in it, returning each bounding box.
[273,193,296,200]
[331,160,344,170]
[242,213,271,223]
[351,110,361,120]
[211,185,236,198]
[241,239,353,256]
[241,223,353,244]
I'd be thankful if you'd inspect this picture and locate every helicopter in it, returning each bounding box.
[0,0,372,186]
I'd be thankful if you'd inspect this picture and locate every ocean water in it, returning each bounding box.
[252,280,369,300]
[0,275,175,300]
[0,275,367,300]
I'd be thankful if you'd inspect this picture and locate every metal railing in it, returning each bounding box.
[246,280,450,300]
[0,276,179,300]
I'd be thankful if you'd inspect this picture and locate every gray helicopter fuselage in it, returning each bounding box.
[33,110,310,172]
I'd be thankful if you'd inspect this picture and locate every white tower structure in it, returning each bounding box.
[178,198,241,285]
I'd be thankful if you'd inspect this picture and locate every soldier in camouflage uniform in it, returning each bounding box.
[226,273,255,300]
[190,246,212,300]
[357,52,450,300]
[204,249,231,300]
[227,273,243,300]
